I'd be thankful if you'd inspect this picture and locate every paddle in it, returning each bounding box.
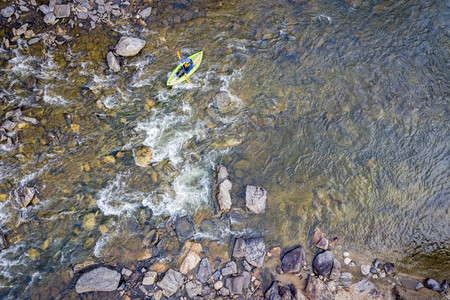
[177,50,189,83]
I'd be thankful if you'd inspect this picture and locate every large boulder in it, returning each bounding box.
[157,269,184,297]
[225,271,251,295]
[233,237,266,267]
[174,216,196,241]
[312,251,334,277]
[215,165,232,212]
[281,246,306,274]
[245,185,267,214]
[115,37,146,57]
[304,277,334,300]
[75,267,121,293]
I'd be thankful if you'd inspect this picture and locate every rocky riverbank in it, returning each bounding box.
[67,165,448,299]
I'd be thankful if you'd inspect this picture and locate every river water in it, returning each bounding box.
[0,0,449,298]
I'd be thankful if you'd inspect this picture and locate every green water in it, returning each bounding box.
[0,0,449,298]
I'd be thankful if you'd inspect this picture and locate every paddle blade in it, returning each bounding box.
[177,50,181,60]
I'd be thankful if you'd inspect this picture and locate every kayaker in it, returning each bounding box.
[177,58,194,78]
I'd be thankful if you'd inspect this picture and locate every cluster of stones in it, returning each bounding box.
[0,108,38,152]
[1,0,152,48]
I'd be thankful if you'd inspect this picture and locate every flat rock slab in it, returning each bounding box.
[157,269,184,297]
[75,267,121,293]
[245,185,267,214]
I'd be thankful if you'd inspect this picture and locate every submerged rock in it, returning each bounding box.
[75,267,121,293]
[233,237,266,267]
[281,245,306,274]
[115,37,146,57]
[174,216,196,241]
[138,7,152,19]
[107,51,120,72]
[311,227,329,250]
[245,185,267,214]
[1,6,15,18]
[134,146,152,167]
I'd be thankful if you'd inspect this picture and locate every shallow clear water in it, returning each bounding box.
[0,0,449,298]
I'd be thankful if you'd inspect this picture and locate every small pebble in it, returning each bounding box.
[349,261,356,267]
[319,275,324,280]
[343,252,350,257]
[415,282,424,291]
[344,257,352,265]
[361,264,370,275]
[372,274,378,279]
[370,267,377,274]
[379,271,386,278]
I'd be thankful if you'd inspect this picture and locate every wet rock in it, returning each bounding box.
[38,5,52,14]
[214,280,223,290]
[311,227,329,250]
[20,116,38,125]
[265,281,301,300]
[77,11,88,19]
[157,269,184,297]
[43,13,57,25]
[245,185,267,214]
[215,165,232,212]
[343,257,352,265]
[25,76,36,89]
[180,251,201,275]
[281,245,306,274]
[134,146,152,167]
[384,262,394,274]
[1,120,16,131]
[361,264,370,275]
[121,268,132,277]
[221,261,237,276]
[174,216,196,241]
[350,278,378,296]
[185,280,203,298]
[304,277,334,300]
[19,186,35,207]
[75,267,121,293]
[199,217,230,240]
[215,91,231,112]
[196,258,212,283]
[142,271,157,285]
[1,6,15,18]
[312,250,334,277]
[330,259,341,280]
[225,271,251,295]
[54,4,70,18]
[348,261,356,267]
[0,229,7,250]
[28,37,40,45]
[115,37,146,57]
[139,7,152,19]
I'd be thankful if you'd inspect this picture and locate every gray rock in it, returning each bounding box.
[330,259,341,280]
[115,37,146,57]
[196,258,211,283]
[77,11,88,19]
[225,271,250,295]
[28,37,40,45]
[244,237,266,267]
[43,13,57,24]
[54,4,70,18]
[312,251,334,277]
[305,277,334,300]
[75,267,121,293]
[1,120,16,131]
[107,51,120,72]
[139,7,152,19]
[185,280,202,298]
[215,91,231,111]
[19,186,35,207]
[265,281,281,300]
[350,279,378,295]
[5,108,23,119]
[38,4,52,14]
[384,262,394,274]
[245,185,267,214]
[220,287,230,296]
[157,269,184,297]
[229,208,249,231]
[20,6,29,12]
[20,116,38,125]
[233,238,246,258]
[95,0,105,4]
[242,260,253,272]
[424,278,445,292]
[221,261,237,276]
[142,271,157,285]
[281,246,306,274]
[215,165,232,212]
[415,282,424,291]
[111,9,121,17]
[1,6,15,18]
[121,268,132,277]
[199,217,230,240]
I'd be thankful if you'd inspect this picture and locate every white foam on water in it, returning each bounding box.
[94,234,110,258]
[42,87,68,106]
[142,165,211,216]
[0,243,26,280]
[96,172,141,216]
[135,112,196,165]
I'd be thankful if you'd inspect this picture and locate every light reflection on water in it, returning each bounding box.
[0,0,449,298]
